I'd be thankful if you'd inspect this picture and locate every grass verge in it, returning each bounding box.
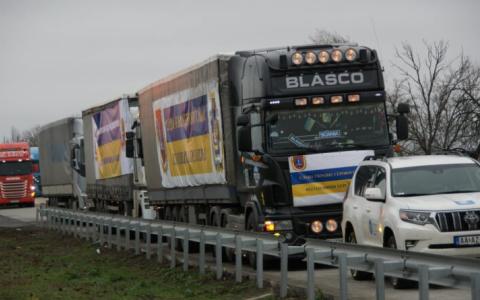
[0,227,272,300]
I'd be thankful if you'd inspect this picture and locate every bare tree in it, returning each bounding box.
[21,125,42,147]
[393,41,480,154]
[309,29,352,44]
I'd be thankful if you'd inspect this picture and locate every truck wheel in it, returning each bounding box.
[386,235,417,289]
[346,229,373,280]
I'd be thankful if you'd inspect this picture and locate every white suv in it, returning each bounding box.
[342,155,480,284]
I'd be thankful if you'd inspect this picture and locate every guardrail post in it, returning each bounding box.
[338,253,348,300]
[216,233,223,280]
[146,224,152,260]
[199,230,205,275]
[157,227,163,264]
[116,222,122,251]
[306,248,315,300]
[472,272,480,300]
[134,222,140,255]
[107,218,112,248]
[418,264,429,300]
[183,229,189,272]
[256,239,263,289]
[35,208,39,223]
[235,235,242,283]
[170,229,176,269]
[125,222,131,250]
[374,259,385,300]
[280,243,288,298]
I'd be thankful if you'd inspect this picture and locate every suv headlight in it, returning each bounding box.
[399,210,432,225]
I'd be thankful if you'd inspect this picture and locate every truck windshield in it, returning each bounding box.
[0,161,33,176]
[266,102,389,153]
[392,163,480,197]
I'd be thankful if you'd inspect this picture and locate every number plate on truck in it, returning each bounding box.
[10,200,19,204]
[454,235,480,246]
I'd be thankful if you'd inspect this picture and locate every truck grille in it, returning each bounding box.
[0,180,27,199]
[435,210,480,232]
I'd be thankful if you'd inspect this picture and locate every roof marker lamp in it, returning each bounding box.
[331,49,343,62]
[305,51,317,65]
[318,50,329,64]
[291,52,303,65]
[345,48,357,62]
[295,98,308,106]
[312,97,325,105]
[330,95,343,104]
[347,94,360,102]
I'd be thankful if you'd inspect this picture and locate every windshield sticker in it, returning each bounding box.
[319,130,342,139]
[454,200,475,205]
[304,117,316,132]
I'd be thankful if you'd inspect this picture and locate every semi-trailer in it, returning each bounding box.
[38,117,87,209]
[81,97,155,219]
[131,43,409,259]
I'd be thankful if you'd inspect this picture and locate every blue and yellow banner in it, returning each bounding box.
[289,150,373,207]
[153,80,226,188]
[92,99,133,179]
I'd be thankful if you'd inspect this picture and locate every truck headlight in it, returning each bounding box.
[311,220,323,233]
[291,52,303,65]
[326,219,338,232]
[399,210,432,225]
[30,185,36,191]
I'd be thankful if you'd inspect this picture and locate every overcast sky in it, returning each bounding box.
[1,0,479,141]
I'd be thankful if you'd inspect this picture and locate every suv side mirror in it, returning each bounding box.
[364,187,385,202]
[237,126,252,152]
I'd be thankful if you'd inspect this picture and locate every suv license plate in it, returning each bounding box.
[454,235,480,246]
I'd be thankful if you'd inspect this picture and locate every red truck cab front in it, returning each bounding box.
[0,142,36,207]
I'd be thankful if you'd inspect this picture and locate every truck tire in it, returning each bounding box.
[386,235,416,289]
[221,209,235,262]
[346,229,373,280]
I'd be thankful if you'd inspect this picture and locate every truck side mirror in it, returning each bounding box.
[237,126,252,152]
[397,103,410,114]
[236,114,250,126]
[396,114,409,140]
[125,131,135,158]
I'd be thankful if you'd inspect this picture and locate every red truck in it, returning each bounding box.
[0,142,36,207]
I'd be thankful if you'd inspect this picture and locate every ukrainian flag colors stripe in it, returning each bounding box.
[166,134,213,176]
[291,179,352,197]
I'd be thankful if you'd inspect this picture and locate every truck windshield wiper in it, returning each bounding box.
[441,190,480,194]
[394,193,434,197]
[287,134,319,152]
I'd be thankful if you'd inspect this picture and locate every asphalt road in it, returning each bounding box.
[0,198,471,300]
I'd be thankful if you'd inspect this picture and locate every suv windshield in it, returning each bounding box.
[0,161,33,176]
[392,163,480,196]
[266,102,389,153]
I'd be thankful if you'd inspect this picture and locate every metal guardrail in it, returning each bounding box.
[36,207,480,300]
